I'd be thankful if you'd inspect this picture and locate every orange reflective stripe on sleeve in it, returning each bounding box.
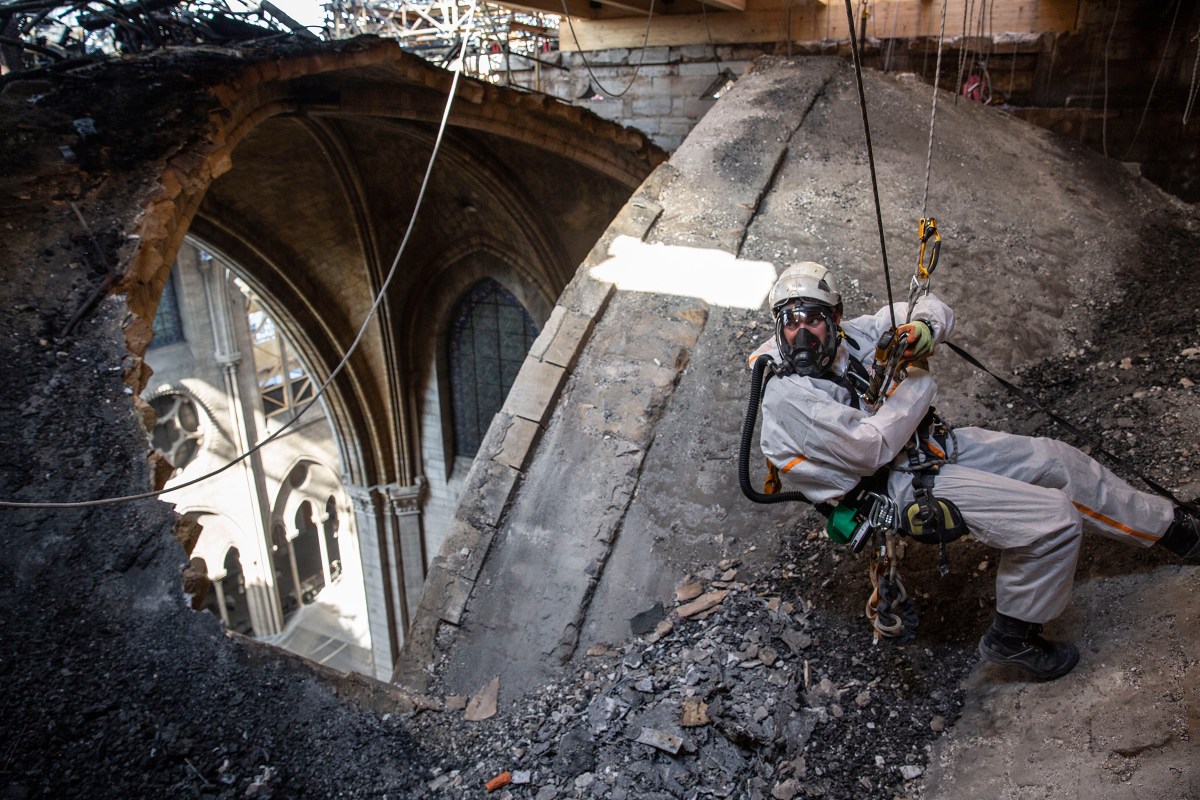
[1073,502,1159,542]
[779,456,807,474]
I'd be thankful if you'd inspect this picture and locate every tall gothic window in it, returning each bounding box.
[449,279,538,458]
[149,272,184,348]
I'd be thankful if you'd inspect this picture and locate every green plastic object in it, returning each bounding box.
[825,503,858,544]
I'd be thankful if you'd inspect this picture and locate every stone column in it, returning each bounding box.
[346,483,394,681]
[198,257,282,635]
[385,478,428,633]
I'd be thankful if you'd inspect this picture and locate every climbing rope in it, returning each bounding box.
[865,533,918,642]
[1182,22,1200,126]
[953,0,970,105]
[842,0,897,325]
[921,0,949,218]
[1102,0,1122,157]
[1123,0,1180,160]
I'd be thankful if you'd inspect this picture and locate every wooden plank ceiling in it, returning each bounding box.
[496,0,1080,52]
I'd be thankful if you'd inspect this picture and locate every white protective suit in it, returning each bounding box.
[750,293,1176,623]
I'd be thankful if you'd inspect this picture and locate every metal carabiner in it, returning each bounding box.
[909,217,941,312]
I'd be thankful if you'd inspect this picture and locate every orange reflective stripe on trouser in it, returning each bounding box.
[1073,502,1159,542]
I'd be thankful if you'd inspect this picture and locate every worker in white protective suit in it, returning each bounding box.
[749,261,1200,680]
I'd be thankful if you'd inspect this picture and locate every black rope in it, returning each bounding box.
[945,340,1197,514]
[842,0,896,329]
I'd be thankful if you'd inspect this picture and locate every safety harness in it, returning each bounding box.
[739,346,967,643]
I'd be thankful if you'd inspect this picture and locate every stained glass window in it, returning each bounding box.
[149,271,184,348]
[449,280,538,458]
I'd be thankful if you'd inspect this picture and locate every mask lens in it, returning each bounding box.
[780,304,827,329]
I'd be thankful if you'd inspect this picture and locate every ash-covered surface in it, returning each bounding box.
[405,545,979,800]
[1,47,1198,800]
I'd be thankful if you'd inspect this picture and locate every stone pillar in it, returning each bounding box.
[347,483,395,681]
[198,257,282,636]
[384,478,428,635]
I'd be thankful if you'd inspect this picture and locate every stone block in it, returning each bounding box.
[540,310,595,372]
[527,305,565,361]
[455,528,495,583]
[493,415,542,472]
[584,48,631,65]
[632,95,673,116]
[501,358,567,426]
[455,458,521,529]
[560,270,616,319]
[637,65,676,79]
[675,44,713,60]
[437,517,488,570]
[439,574,475,625]
[678,61,724,76]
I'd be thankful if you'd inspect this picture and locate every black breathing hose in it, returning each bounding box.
[738,355,832,515]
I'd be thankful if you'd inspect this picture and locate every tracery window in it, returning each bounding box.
[149,392,204,472]
[448,279,538,458]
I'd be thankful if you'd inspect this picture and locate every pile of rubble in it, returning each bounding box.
[407,534,979,800]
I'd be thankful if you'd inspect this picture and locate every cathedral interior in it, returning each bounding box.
[1,0,1198,796]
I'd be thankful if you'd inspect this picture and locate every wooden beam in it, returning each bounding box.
[702,0,748,13]
[498,0,741,18]
[558,0,1078,51]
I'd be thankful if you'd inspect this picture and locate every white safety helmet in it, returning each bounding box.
[769,262,843,376]
[768,262,842,312]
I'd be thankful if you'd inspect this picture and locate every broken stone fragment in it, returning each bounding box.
[681,697,710,727]
[674,577,703,602]
[635,727,683,754]
[465,676,499,721]
[647,618,674,642]
[771,778,799,799]
[676,590,729,619]
[780,628,812,655]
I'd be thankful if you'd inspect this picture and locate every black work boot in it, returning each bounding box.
[978,612,1079,680]
[1156,506,1200,561]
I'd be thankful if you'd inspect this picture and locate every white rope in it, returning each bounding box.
[1123,0,1180,160]
[921,0,949,217]
[1183,25,1200,126]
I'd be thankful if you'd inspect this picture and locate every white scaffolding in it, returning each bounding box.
[325,0,562,87]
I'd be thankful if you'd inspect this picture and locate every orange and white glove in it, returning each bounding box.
[897,320,934,361]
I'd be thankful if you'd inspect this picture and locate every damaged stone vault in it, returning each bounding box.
[2,37,1199,800]
[398,55,1200,797]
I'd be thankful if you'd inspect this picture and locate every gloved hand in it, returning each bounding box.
[897,320,934,361]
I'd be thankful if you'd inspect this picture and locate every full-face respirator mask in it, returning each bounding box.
[773,301,839,377]
[767,262,844,378]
